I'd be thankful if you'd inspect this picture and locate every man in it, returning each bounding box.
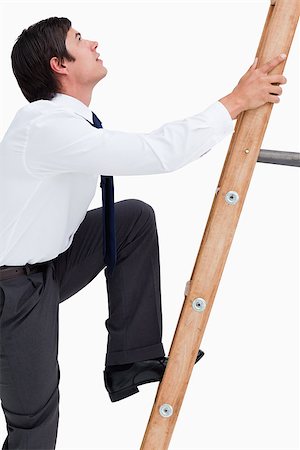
[0,16,286,450]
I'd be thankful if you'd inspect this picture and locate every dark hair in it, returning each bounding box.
[11,17,76,103]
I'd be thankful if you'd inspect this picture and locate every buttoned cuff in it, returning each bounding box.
[202,100,235,137]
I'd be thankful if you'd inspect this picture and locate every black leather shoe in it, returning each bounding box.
[104,349,204,402]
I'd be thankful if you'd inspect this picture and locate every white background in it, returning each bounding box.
[0,1,299,449]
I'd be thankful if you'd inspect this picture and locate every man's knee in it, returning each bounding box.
[122,199,156,225]
[2,386,59,430]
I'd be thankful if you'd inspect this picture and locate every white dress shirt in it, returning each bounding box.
[0,93,234,266]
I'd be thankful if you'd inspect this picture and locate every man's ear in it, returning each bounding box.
[50,56,66,73]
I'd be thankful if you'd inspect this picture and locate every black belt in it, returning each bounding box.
[0,261,50,281]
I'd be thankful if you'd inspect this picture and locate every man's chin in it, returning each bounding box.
[98,66,108,80]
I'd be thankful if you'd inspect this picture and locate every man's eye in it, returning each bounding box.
[78,36,81,41]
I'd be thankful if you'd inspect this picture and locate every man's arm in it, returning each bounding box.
[23,100,233,177]
[23,54,287,178]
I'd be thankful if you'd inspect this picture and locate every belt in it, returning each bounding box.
[0,261,50,281]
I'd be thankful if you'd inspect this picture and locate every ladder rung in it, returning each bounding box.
[258,149,300,167]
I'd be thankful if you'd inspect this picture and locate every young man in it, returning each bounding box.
[0,16,286,450]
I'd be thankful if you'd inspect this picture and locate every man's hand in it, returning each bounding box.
[219,53,287,119]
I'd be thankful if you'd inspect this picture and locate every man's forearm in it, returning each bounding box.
[218,93,244,120]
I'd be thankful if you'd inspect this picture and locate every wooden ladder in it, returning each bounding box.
[140,1,299,448]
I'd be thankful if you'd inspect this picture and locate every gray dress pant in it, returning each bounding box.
[0,199,165,449]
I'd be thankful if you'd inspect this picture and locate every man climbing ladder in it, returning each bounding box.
[0,3,295,449]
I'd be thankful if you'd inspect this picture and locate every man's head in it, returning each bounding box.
[11,17,107,103]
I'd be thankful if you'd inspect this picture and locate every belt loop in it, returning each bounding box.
[25,264,30,275]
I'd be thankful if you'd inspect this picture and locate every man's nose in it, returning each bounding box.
[91,40,98,50]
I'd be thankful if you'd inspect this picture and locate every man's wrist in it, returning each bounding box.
[218,93,244,120]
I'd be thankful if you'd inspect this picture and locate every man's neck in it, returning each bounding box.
[58,88,92,107]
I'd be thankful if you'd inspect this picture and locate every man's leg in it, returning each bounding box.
[53,199,165,366]
[0,263,60,449]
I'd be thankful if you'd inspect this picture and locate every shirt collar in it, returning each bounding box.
[50,93,94,123]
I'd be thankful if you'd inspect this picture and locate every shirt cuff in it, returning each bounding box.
[201,100,235,137]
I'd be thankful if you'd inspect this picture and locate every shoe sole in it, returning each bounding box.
[109,373,162,402]
[109,384,140,402]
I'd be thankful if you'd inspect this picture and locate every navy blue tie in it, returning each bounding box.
[88,112,116,275]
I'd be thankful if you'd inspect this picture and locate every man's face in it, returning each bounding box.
[62,27,107,88]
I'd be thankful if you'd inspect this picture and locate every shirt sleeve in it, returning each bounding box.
[24,100,234,177]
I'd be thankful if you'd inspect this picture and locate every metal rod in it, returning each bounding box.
[258,149,300,167]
